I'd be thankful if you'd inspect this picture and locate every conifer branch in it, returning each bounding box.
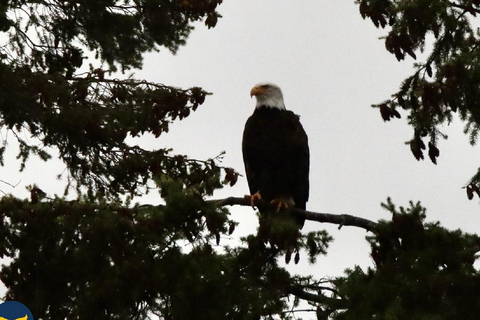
[287,285,347,309]
[210,197,378,233]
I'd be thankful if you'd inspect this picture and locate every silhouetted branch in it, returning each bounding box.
[210,196,378,233]
[0,179,20,188]
[287,285,347,309]
[0,179,21,194]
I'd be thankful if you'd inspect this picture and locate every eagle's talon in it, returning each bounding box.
[270,198,290,212]
[245,191,262,207]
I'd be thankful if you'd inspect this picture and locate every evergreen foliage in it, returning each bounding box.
[0,0,224,197]
[331,199,480,319]
[0,1,480,320]
[358,0,480,197]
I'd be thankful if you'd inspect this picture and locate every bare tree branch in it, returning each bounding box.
[210,196,378,233]
[287,285,347,309]
[0,179,21,188]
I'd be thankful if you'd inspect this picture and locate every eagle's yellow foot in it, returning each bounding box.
[245,191,262,207]
[270,198,290,212]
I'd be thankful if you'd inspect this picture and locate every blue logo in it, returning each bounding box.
[0,301,33,320]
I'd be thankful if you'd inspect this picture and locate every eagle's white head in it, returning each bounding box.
[250,82,286,110]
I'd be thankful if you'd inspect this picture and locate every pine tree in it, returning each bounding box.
[1,1,480,320]
[359,0,480,197]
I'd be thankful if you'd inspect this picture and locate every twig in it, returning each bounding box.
[0,179,21,188]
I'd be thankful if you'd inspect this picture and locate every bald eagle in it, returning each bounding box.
[242,83,309,228]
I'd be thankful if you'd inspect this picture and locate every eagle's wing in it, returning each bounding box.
[242,115,262,195]
[287,113,309,210]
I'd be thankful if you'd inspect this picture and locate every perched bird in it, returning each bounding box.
[242,82,310,228]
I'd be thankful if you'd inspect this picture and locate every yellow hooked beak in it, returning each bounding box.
[250,85,266,97]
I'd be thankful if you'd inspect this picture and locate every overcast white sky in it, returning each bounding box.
[146,0,480,274]
[134,0,480,274]
[3,0,480,310]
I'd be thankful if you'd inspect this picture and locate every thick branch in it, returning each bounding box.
[211,196,378,233]
[287,285,347,309]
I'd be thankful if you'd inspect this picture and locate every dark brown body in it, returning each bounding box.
[242,106,310,227]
